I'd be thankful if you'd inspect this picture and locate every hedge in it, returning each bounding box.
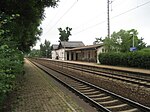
[99,51,150,69]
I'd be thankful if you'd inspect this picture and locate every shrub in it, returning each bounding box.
[0,45,24,107]
[99,51,150,69]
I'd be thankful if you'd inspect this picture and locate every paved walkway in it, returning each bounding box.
[10,59,84,112]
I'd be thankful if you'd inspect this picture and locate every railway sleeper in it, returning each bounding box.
[106,103,139,112]
[80,88,96,92]
[89,93,106,98]
[84,90,100,95]
[119,108,139,112]
[100,100,127,107]
[100,99,119,105]
[77,86,91,90]
[93,96,112,101]
[72,84,87,88]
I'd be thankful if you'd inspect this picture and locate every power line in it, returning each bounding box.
[73,20,106,35]
[74,0,150,35]
[73,11,106,30]
[111,0,150,19]
[42,0,78,37]
[43,0,68,31]
[73,0,116,31]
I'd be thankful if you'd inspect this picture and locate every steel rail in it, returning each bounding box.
[30,59,150,112]
[46,59,150,88]
[31,61,111,112]
[64,64,150,88]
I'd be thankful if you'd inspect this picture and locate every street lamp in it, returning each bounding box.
[130,32,134,48]
[129,32,137,52]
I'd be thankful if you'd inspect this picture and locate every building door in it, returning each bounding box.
[76,53,78,61]
[67,52,69,60]
[71,52,74,60]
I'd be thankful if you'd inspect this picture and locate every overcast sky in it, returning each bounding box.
[34,0,150,49]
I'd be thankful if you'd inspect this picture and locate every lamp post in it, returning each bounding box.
[130,32,134,48]
[129,32,137,52]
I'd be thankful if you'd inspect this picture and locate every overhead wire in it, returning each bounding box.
[73,0,150,35]
[42,0,78,37]
[43,0,68,31]
[73,0,118,31]
[43,0,116,37]
[74,0,116,29]
[111,0,150,19]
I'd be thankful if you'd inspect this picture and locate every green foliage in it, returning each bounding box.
[28,49,41,57]
[0,0,59,109]
[140,47,150,52]
[28,40,52,58]
[0,0,59,52]
[0,45,24,106]
[99,51,150,69]
[101,29,146,52]
[40,40,52,58]
[94,37,103,44]
[58,27,72,41]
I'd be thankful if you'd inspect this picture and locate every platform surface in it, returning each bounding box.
[9,59,83,112]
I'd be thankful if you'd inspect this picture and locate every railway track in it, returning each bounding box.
[29,59,150,112]
[45,59,150,88]
[62,63,150,88]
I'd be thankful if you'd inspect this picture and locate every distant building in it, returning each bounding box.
[51,41,105,63]
[51,44,59,60]
[66,44,104,63]
[51,41,85,60]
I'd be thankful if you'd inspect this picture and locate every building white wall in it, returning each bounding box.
[52,46,105,63]
[97,46,105,63]
[52,51,56,59]
[52,48,68,60]
[58,49,64,60]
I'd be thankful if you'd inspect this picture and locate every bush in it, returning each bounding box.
[0,45,24,107]
[99,51,150,69]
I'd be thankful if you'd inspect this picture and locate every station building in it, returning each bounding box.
[51,41,105,63]
[51,41,85,60]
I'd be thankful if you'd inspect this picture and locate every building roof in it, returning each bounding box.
[51,44,59,50]
[66,44,103,51]
[58,41,85,49]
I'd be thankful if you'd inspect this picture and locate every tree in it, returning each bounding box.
[0,1,59,106]
[94,37,103,44]
[103,29,146,52]
[28,49,41,57]
[58,27,72,41]
[0,0,59,52]
[40,40,52,58]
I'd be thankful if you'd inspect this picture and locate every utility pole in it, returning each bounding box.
[107,0,110,38]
